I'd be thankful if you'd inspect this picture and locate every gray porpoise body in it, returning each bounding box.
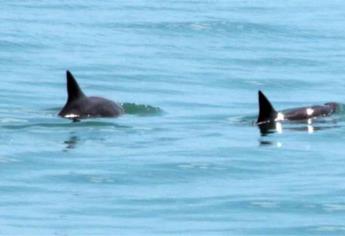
[58,70,123,119]
[257,90,339,124]
[282,103,338,121]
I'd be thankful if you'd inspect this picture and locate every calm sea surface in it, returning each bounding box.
[1,1,345,235]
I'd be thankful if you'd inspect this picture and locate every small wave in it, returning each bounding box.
[1,120,130,130]
[122,103,163,116]
[101,20,288,36]
[45,103,163,117]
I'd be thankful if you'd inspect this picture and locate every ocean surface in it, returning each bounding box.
[1,1,345,235]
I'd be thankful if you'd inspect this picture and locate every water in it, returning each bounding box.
[1,1,345,235]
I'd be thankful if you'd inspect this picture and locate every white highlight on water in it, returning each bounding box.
[276,122,283,133]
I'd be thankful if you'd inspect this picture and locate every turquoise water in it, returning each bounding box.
[2,1,345,235]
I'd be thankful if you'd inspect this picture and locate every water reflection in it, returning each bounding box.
[257,119,342,147]
[258,119,340,136]
[259,140,283,148]
[258,122,277,136]
[64,135,79,150]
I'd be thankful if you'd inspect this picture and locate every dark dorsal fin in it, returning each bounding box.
[66,70,86,103]
[257,90,277,124]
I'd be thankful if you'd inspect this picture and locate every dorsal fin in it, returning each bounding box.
[66,70,86,103]
[257,90,277,124]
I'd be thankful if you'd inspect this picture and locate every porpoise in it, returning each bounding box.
[59,70,123,120]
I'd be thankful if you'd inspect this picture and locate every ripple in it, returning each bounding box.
[122,103,163,116]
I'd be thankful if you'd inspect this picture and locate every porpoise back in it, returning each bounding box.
[58,70,123,120]
[257,90,338,124]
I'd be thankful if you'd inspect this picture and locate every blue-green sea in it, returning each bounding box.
[1,1,345,235]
